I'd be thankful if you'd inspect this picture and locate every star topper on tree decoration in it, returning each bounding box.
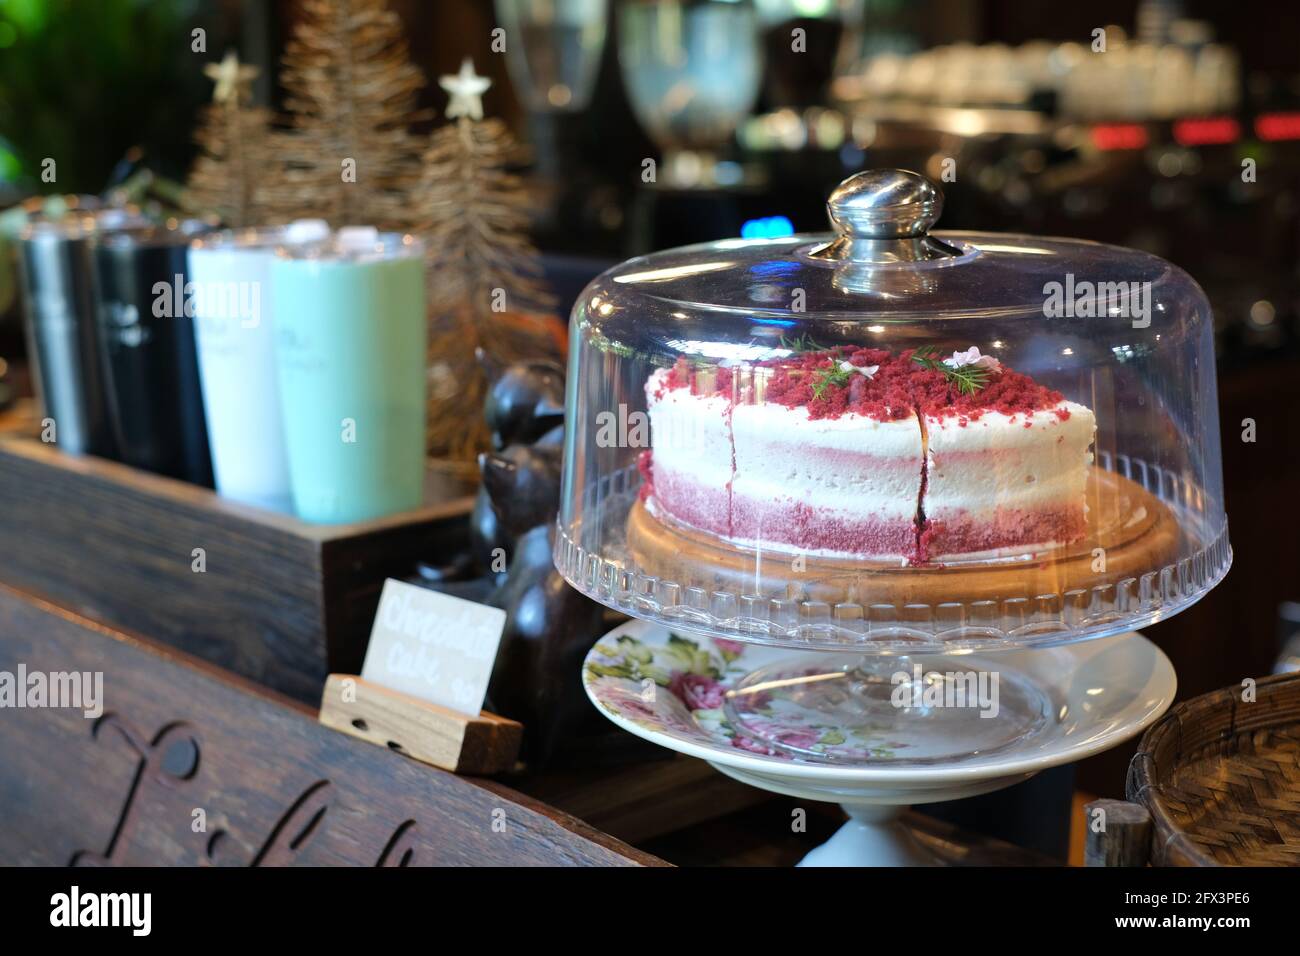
[185,48,275,228]
[203,50,259,104]
[417,51,556,465]
[440,58,492,121]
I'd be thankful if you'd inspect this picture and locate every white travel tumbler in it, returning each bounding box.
[187,220,329,511]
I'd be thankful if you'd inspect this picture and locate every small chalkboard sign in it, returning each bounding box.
[361,580,505,716]
[318,580,521,774]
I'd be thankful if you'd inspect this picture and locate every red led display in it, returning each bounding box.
[1090,123,1149,151]
[1172,116,1240,146]
[1256,112,1300,141]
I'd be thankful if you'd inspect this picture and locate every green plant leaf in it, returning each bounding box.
[911,346,992,395]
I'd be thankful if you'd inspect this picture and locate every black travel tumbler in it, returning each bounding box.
[94,222,215,486]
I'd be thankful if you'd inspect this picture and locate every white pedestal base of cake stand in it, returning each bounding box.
[802,806,931,868]
[710,761,1034,866]
[583,622,1177,867]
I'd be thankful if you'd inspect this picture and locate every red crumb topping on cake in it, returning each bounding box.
[655,348,1065,421]
[898,348,1065,421]
[636,449,654,502]
[763,348,914,421]
[658,357,734,398]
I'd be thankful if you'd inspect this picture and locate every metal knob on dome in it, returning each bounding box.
[827,169,943,240]
[810,168,958,270]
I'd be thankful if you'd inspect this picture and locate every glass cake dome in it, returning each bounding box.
[556,168,1231,657]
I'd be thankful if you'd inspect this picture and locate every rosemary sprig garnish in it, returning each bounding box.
[810,362,852,400]
[911,345,992,396]
[779,332,835,354]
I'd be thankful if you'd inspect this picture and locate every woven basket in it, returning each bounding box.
[1127,671,1300,866]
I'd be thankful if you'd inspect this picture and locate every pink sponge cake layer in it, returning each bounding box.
[641,350,1096,564]
[730,496,919,560]
[648,467,733,539]
[920,507,1088,562]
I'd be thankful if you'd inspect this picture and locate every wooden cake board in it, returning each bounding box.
[626,470,1182,609]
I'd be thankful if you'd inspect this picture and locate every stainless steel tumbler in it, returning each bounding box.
[16,208,145,456]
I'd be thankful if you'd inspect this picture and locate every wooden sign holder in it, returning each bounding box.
[319,674,523,775]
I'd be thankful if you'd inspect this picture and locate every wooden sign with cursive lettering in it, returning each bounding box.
[0,583,662,867]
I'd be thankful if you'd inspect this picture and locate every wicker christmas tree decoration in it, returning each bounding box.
[266,0,427,229]
[183,51,276,228]
[418,59,556,464]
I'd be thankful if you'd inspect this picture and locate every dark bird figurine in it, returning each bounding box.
[417,357,632,769]
[479,443,563,537]
[481,353,566,450]
[486,524,605,766]
[467,486,509,577]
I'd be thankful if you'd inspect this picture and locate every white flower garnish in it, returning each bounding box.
[943,347,1002,375]
[838,360,879,379]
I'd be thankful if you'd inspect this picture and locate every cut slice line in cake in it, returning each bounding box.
[730,401,922,563]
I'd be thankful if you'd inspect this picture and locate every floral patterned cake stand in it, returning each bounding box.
[583,620,1176,866]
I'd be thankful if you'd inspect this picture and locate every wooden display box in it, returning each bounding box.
[0,435,474,702]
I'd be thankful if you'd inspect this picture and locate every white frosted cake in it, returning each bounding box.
[640,346,1096,564]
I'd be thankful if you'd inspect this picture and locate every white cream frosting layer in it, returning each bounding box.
[731,400,921,518]
[644,371,733,488]
[924,402,1096,514]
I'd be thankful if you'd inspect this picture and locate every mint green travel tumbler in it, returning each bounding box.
[271,228,426,524]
